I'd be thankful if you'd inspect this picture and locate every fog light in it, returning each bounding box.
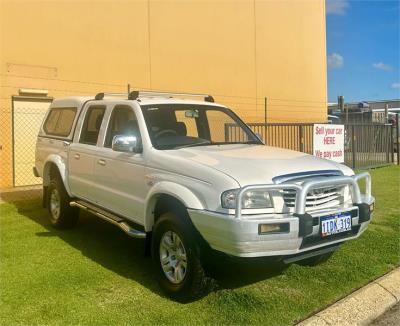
[259,223,289,234]
[370,203,374,212]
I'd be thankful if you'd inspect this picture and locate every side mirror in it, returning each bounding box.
[112,135,141,153]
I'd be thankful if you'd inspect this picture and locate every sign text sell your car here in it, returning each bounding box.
[313,124,345,163]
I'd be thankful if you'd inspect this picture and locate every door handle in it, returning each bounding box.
[97,159,106,166]
[74,153,80,160]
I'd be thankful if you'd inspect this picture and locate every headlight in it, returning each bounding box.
[221,189,274,209]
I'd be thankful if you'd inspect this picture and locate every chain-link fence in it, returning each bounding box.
[0,97,52,203]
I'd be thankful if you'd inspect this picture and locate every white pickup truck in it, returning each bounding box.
[34,91,374,301]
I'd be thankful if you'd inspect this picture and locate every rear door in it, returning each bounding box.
[68,104,106,202]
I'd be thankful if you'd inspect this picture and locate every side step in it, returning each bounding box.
[70,200,146,239]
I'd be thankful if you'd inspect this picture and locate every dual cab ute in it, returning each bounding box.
[34,91,375,301]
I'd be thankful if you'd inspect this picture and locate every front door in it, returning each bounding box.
[92,104,146,224]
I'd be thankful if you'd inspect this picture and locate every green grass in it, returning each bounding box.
[1,166,399,325]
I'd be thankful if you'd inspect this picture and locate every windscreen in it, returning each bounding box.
[140,104,261,150]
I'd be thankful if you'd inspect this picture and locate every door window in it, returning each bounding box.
[104,105,140,148]
[80,106,106,145]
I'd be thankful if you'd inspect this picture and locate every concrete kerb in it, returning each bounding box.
[297,267,400,326]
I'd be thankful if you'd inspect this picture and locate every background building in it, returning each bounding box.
[328,99,400,124]
[0,0,328,188]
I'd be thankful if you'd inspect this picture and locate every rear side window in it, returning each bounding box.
[43,107,77,137]
[79,106,106,145]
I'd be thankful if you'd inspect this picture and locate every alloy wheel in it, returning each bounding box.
[50,188,61,220]
[159,231,188,284]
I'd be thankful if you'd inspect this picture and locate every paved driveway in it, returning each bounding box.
[370,303,400,326]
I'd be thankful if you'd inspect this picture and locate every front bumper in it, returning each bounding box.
[189,172,375,258]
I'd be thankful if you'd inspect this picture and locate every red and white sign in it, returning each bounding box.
[313,124,345,163]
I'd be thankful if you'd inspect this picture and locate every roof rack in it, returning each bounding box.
[94,91,214,102]
[94,92,127,100]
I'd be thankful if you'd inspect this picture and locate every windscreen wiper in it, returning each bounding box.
[243,140,263,144]
[217,140,261,145]
[173,141,213,149]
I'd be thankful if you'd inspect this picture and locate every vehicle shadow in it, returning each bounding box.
[205,253,287,289]
[10,199,288,300]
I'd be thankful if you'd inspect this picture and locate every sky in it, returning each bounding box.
[326,0,400,103]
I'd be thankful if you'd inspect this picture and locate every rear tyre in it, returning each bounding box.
[47,175,79,228]
[298,251,334,266]
[152,212,208,302]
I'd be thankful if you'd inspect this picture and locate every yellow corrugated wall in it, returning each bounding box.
[0,0,327,188]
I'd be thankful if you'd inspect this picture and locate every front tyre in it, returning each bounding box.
[152,212,207,302]
[47,176,79,228]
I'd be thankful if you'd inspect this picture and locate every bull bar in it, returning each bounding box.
[235,172,372,218]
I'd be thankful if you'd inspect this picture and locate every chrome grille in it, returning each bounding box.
[282,186,344,211]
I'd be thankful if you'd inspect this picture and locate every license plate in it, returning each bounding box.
[320,212,352,237]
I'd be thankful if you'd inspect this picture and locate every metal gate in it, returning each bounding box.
[225,122,397,169]
[12,97,52,187]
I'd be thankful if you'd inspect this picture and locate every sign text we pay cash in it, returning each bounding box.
[314,125,344,160]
